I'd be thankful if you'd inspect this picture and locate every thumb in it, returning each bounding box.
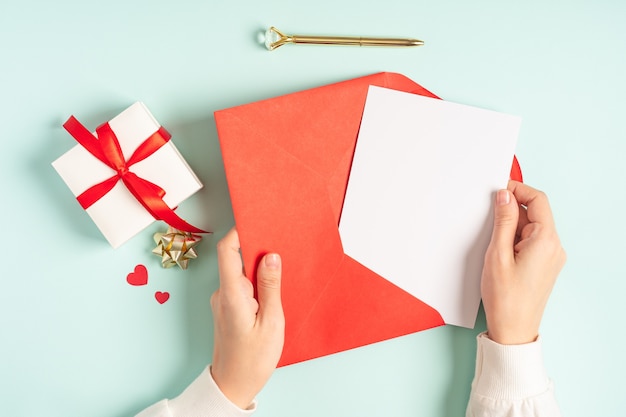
[490,189,519,258]
[256,253,283,319]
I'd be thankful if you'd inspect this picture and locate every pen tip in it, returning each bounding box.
[412,39,425,46]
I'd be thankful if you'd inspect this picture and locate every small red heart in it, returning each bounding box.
[127,264,148,286]
[155,291,170,304]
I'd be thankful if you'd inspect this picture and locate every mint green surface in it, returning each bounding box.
[1,1,624,416]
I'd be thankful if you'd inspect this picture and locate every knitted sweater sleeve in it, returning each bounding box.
[466,332,561,417]
[135,366,256,417]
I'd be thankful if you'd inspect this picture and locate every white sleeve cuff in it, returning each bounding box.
[472,332,550,400]
[169,366,257,417]
[136,366,257,417]
[467,332,562,416]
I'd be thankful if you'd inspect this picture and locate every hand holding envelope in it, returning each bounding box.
[215,72,522,366]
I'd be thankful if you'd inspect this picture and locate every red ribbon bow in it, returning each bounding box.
[63,116,206,234]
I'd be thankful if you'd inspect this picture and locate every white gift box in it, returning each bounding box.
[52,102,203,248]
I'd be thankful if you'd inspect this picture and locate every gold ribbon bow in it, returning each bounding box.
[152,227,202,270]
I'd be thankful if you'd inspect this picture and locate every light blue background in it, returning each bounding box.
[1,1,624,416]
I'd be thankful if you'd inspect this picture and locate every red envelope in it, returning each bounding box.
[215,72,522,367]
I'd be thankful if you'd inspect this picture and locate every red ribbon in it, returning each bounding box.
[63,116,206,234]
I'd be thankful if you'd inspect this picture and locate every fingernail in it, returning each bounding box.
[497,189,510,206]
[264,253,281,269]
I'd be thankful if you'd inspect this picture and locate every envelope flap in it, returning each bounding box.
[280,255,444,366]
[216,110,346,328]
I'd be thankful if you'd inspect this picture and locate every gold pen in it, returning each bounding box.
[264,26,424,51]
